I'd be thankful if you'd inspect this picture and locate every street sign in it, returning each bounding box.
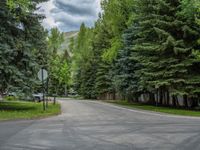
[38,69,48,81]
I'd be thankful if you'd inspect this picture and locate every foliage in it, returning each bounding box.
[100,0,136,62]
[7,0,30,11]
[114,26,140,101]
[72,24,97,98]
[72,0,200,108]
[0,0,48,95]
[3,96,17,101]
[127,0,200,105]
[47,28,71,96]
[48,55,71,95]
[1,0,200,111]
[48,28,65,54]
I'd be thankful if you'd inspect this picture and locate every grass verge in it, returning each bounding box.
[58,96,84,100]
[106,100,200,117]
[0,101,61,121]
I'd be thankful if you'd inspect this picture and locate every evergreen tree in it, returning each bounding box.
[114,26,140,101]
[48,28,64,54]
[130,0,200,106]
[72,0,200,107]
[92,19,114,99]
[72,24,97,98]
[0,0,48,95]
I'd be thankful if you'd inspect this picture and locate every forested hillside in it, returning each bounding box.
[71,0,200,108]
[59,31,78,55]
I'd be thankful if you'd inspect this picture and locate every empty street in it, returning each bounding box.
[0,100,200,150]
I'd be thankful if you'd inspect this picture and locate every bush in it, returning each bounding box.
[3,96,18,101]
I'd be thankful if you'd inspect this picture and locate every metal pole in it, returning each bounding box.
[46,78,49,108]
[42,69,46,111]
[53,96,56,105]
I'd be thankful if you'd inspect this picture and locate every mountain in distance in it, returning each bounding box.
[58,31,79,56]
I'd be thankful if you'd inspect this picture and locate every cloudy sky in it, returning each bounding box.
[38,0,101,32]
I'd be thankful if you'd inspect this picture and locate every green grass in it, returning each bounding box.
[58,96,83,99]
[106,100,200,117]
[0,101,61,121]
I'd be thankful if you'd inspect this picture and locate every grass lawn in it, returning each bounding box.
[58,96,83,100]
[106,100,200,117]
[0,101,61,121]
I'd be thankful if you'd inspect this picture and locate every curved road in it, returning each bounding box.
[0,100,200,150]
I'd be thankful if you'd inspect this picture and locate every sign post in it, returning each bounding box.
[46,78,49,108]
[38,68,48,111]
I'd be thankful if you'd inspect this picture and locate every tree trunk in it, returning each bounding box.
[172,96,176,107]
[191,98,198,108]
[156,89,159,106]
[149,93,155,105]
[176,96,180,107]
[159,89,163,105]
[183,95,188,108]
[166,91,170,106]
[134,94,139,103]
[163,90,166,105]
[112,91,116,100]
[64,84,68,97]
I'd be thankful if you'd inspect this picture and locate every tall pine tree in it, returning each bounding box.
[130,0,200,107]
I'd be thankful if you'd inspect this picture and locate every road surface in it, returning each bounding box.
[0,100,200,150]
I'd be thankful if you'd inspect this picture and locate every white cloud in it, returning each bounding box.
[38,0,101,32]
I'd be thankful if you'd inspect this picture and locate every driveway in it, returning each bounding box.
[0,100,200,150]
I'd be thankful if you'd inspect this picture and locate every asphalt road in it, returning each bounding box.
[0,100,200,150]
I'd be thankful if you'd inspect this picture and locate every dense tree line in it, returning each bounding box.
[0,0,49,95]
[72,0,200,108]
[47,28,71,96]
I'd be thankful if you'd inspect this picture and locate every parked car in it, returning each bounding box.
[7,92,33,101]
[32,93,43,102]
[8,92,17,97]
[68,91,79,97]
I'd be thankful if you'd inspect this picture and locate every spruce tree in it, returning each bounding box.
[72,25,97,99]
[0,0,48,95]
[114,26,140,101]
[131,0,200,106]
